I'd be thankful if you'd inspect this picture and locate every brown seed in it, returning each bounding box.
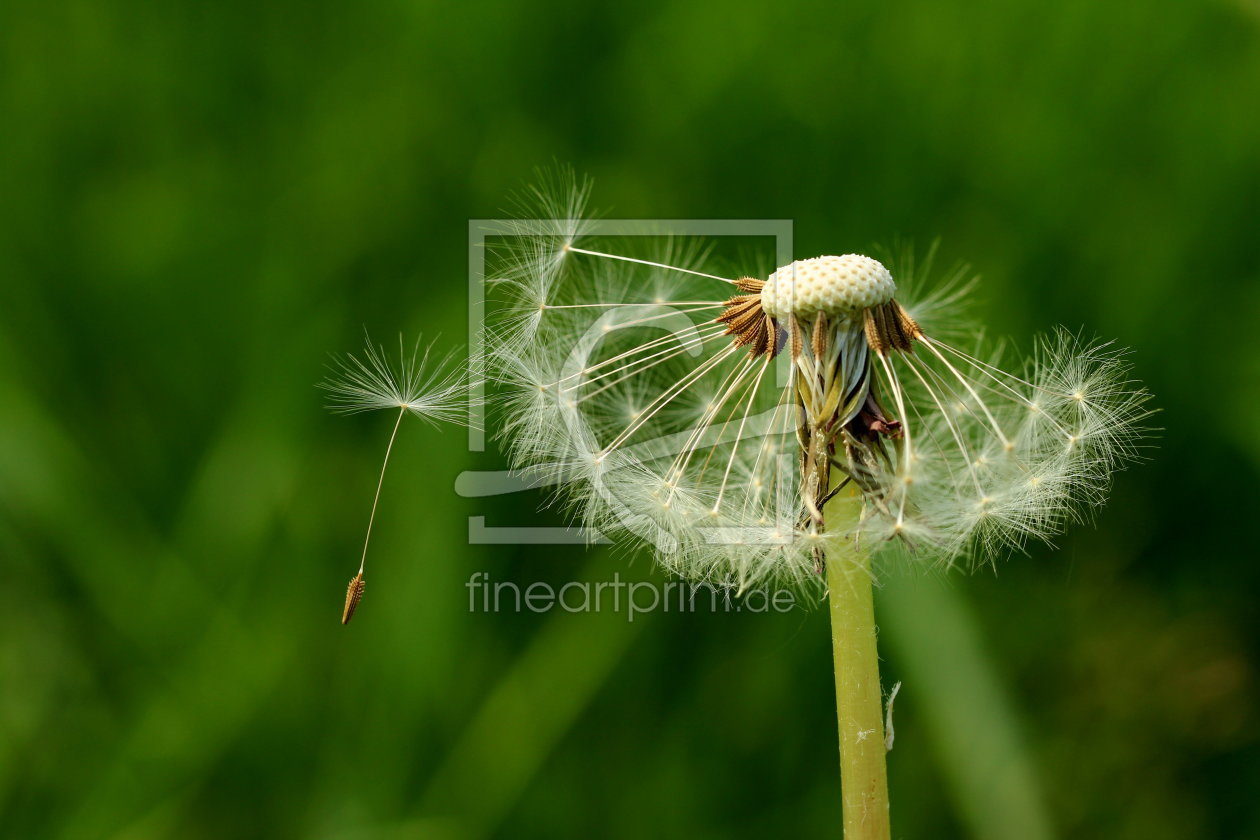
[342,573,365,625]
[864,301,923,356]
[716,289,781,358]
[811,312,828,360]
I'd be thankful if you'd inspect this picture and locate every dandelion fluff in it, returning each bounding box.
[322,335,473,623]
[323,334,467,426]
[487,182,1152,592]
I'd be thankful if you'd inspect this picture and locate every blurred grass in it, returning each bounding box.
[1,0,1259,837]
[880,576,1054,840]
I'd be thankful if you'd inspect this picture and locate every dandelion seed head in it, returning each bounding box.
[488,174,1153,591]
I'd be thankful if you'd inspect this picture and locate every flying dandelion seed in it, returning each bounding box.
[322,335,470,624]
[486,174,1153,592]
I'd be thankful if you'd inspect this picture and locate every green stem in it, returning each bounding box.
[826,510,891,840]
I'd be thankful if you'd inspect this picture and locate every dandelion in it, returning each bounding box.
[322,335,469,624]
[488,189,1149,588]
[485,171,1152,839]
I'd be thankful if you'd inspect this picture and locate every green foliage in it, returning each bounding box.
[1,0,1257,837]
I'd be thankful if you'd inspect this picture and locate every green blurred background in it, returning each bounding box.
[2,0,1258,837]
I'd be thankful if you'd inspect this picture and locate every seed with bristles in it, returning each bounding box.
[342,573,366,625]
[322,333,474,626]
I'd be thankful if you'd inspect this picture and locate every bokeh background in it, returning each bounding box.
[2,0,1258,837]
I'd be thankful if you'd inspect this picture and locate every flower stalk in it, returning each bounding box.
[826,491,891,840]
